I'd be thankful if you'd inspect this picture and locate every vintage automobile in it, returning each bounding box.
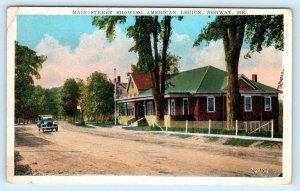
[37,115,58,132]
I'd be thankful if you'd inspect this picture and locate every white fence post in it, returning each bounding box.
[235,120,238,136]
[185,120,188,133]
[166,119,168,132]
[271,119,274,138]
[208,120,211,134]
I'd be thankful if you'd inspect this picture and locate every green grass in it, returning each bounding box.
[166,127,271,137]
[256,141,282,148]
[239,131,271,137]
[223,138,257,147]
[166,127,237,135]
[203,136,219,142]
[122,126,163,131]
[124,125,273,139]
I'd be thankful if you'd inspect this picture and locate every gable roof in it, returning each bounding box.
[135,65,279,97]
[130,74,152,91]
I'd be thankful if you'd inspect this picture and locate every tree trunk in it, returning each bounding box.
[226,62,242,129]
[223,24,245,129]
[151,16,164,121]
[158,16,172,121]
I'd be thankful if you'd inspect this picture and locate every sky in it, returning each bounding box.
[17,15,283,89]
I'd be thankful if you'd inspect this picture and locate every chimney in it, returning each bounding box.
[252,74,257,82]
[117,76,121,83]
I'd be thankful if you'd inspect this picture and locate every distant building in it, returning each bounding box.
[115,76,127,99]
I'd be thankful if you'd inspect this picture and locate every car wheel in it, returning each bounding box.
[56,128,58,132]
[42,129,45,132]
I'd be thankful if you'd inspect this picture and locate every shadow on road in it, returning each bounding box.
[15,128,53,147]
[14,151,33,175]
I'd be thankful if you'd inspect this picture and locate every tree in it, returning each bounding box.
[194,15,283,129]
[47,87,65,118]
[92,16,182,120]
[26,86,47,121]
[82,71,114,122]
[277,69,284,90]
[61,78,80,122]
[76,78,86,125]
[15,41,46,123]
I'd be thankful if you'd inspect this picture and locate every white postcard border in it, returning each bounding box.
[6,7,292,185]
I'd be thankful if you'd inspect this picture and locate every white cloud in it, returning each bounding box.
[170,32,282,88]
[34,27,137,88]
[35,29,282,89]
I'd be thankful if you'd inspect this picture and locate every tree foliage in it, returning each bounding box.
[61,78,80,119]
[92,16,182,120]
[194,15,283,52]
[194,15,283,128]
[15,41,46,123]
[82,71,114,121]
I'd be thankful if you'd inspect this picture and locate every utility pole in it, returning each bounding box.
[114,68,117,125]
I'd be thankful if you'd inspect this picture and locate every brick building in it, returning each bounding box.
[116,65,280,129]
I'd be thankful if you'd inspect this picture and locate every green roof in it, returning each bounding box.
[139,88,153,97]
[138,65,279,97]
[252,81,279,92]
[165,66,228,93]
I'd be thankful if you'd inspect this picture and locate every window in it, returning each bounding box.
[244,96,252,112]
[182,98,189,115]
[146,101,153,115]
[207,96,215,112]
[168,99,176,116]
[265,96,272,111]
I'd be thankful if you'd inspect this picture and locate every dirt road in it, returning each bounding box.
[15,121,282,176]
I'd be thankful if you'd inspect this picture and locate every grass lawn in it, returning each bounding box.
[122,126,163,131]
[223,138,257,147]
[256,141,282,148]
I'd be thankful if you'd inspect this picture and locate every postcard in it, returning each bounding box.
[7,7,292,185]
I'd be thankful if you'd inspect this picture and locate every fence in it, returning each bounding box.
[162,119,274,138]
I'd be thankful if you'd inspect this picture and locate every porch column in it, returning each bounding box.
[194,97,200,121]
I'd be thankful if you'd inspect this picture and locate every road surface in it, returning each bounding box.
[15,121,282,176]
